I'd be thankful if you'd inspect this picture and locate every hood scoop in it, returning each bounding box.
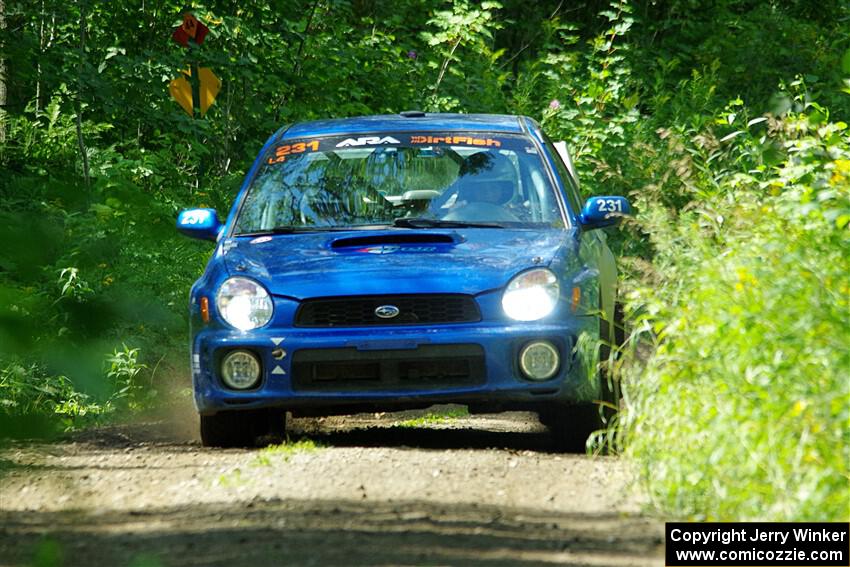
[330,232,456,249]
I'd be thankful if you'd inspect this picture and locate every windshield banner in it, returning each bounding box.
[265,133,532,165]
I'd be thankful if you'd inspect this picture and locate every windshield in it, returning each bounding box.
[233,132,564,234]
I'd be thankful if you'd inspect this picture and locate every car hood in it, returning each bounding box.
[220,228,574,299]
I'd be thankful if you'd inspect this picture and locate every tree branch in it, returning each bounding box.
[0,0,7,144]
[75,0,90,188]
[293,0,320,77]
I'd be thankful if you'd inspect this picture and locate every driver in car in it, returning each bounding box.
[440,151,521,223]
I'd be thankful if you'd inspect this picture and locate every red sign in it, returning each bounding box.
[172,13,209,47]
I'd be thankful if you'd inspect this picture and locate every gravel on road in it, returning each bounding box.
[0,409,663,566]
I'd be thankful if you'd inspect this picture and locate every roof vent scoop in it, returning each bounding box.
[399,110,426,118]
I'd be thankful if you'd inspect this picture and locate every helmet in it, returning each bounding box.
[457,152,517,205]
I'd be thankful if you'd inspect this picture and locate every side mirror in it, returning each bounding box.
[176,208,222,241]
[579,196,631,230]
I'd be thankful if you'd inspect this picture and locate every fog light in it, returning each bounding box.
[221,350,261,390]
[519,341,560,381]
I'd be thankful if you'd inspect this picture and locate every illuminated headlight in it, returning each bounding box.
[221,350,261,389]
[519,341,560,380]
[501,268,560,321]
[216,277,273,331]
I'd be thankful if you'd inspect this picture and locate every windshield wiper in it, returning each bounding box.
[236,227,323,236]
[393,218,505,229]
[236,225,391,237]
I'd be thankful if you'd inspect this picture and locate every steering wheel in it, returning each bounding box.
[441,202,521,223]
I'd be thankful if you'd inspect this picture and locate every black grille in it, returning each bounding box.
[291,344,486,392]
[295,295,480,327]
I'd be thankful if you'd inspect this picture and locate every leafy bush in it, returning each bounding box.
[0,361,107,436]
[1,0,847,521]
[0,107,208,437]
[620,111,850,520]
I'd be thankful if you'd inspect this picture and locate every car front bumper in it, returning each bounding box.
[191,320,599,415]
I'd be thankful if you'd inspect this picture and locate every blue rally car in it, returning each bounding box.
[177,112,630,450]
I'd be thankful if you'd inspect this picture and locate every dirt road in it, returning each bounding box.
[0,409,663,566]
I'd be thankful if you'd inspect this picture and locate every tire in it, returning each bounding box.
[200,408,287,448]
[598,298,625,419]
[541,297,625,453]
[541,404,603,453]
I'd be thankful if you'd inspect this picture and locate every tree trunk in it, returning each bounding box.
[75,0,90,187]
[0,0,7,144]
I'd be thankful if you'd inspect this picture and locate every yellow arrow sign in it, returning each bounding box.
[168,74,193,116]
[169,67,221,117]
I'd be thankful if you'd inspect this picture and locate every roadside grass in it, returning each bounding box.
[395,407,469,428]
[618,114,850,521]
[212,439,324,486]
[0,346,190,440]
[251,438,323,467]
[215,468,245,488]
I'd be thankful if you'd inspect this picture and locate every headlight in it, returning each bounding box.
[501,268,560,321]
[216,277,273,331]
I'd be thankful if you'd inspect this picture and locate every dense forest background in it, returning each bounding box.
[0,0,847,521]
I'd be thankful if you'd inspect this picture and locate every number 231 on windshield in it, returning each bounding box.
[267,140,320,164]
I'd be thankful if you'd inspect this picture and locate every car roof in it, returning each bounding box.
[281,113,529,139]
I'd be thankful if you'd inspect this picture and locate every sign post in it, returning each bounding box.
[169,11,221,192]
[169,12,218,118]
[168,66,220,118]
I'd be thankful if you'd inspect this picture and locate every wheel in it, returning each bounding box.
[200,408,287,448]
[540,297,625,453]
[613,301,626,348]
[598,298,626,420]
[599,300,626,360]
[540,404,603,453]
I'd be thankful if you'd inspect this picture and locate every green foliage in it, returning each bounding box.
[534,1,640,193]
[1,0,847,521]
[618,110,850,520]
[31,538,63,567]
[0,361,107,436]
[396,406,469,428]
[105,344,151,410]
[251,438,323,466]
[421,1,505,111]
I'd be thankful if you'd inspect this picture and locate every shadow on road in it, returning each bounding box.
[1,498,661,567]
[289,423,553,453]
[63,411,561,454]
[0,413,660,566]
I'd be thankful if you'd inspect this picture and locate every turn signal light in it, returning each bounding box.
[200,296,210,323]
[570,287,581,313]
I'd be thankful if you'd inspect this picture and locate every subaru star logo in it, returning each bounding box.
[374,305,400,319]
